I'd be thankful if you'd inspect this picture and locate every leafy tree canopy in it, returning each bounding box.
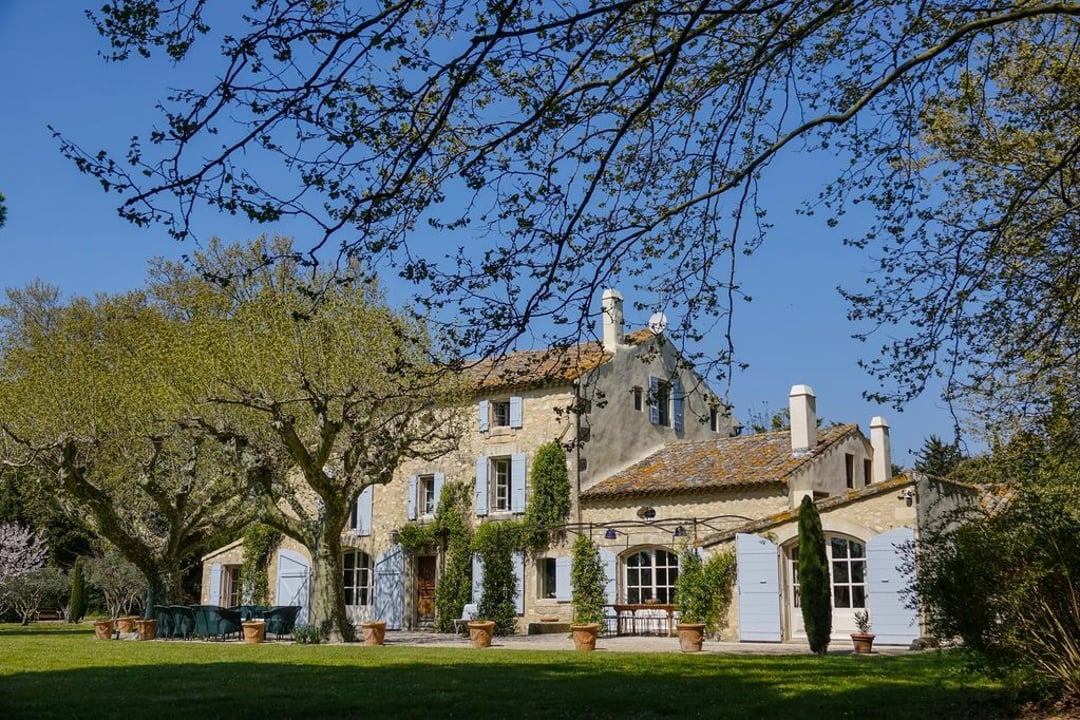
[58,2,1080,416]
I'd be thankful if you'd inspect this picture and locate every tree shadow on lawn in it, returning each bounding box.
[1,653,1008,720]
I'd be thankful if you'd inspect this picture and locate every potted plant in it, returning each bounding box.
[569,535,607,651]
[674,548,709,652]
[242,619,267,644]
[116,616,138,634]
[134,618,158,641]
[93,618,115,640]
[360,620,386,646]
[850,609,875,654]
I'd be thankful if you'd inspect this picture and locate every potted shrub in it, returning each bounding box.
[242,619,267,644]
[850,609,875,654]
[674,547,737,652]
[467,619,496,648]
[361,620,387,646]
[134,618,158,641]
[569,535,607,651]
[93,618,115,640]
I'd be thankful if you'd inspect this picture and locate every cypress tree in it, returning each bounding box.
[797,495,831,654]
[68,555,87,623]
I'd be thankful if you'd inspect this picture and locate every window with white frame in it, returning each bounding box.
[539,558,557,599]
[343,550,373,606]
[419,474,437,516]
[625,548,679,604]
[789,536,866,610]
[492,457,511,512]
[492,400,511,427]
[224,565,242,607]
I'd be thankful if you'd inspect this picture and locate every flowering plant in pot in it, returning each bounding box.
[569,535,607,651]
[850,610,875,654]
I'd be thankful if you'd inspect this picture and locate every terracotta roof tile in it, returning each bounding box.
[580,424,861,500]
[465,329,656,391]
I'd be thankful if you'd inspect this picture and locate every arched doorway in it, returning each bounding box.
[785,534,866,638]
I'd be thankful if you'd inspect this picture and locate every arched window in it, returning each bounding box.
[343,550,373,606]
[625,548,679,604]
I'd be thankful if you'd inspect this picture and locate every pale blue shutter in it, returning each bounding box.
[555,557,572,601]
[355,485,373,537]
[510,453,527,514]
[867,527,919,645]
[513,551,525,614]
[509,396,523,428]
[478,400,489,432]
[209,563,222,605]
[475,457,488,516]
[373,546,405,629]
[406,475,417,521]
[599,548,617,604]
[275,549,311,625]
[472,554,485,603]
[673,377,684,432]
[736,533,781,641]
[433,472,445,510]
[648,376,660,425]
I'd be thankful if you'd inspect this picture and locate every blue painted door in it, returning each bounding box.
[276,549,311,625]
[736,533,781,642]
[867,527,919,645]
[374,545,405,630]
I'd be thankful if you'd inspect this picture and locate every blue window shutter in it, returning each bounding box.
[472,554,485,603]
[209,563,222,605]
[475,457,488,516]
[407,475,417,521]
[555,557,572,602]
[867,527,920,645]
[433,472,445,510]
[511,453,527,514]
[513,551,525,614]
[355,485,373,537]
[599,548,618,605]
[478,400,489,432]
[509,396,523,428]
[373,546,405,630]
[673,377,684,432]
[648,376,660,425]
[735,533,782,642]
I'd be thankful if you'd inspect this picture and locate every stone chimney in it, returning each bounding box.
[601,289,623,353]
[870,416,891,484]
[789,384,817,455]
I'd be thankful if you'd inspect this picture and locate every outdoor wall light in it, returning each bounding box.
[390,529,400,544]
[604,528,618,540]
[673,525,687,538]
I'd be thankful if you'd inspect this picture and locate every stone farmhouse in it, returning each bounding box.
[201,289,971,644]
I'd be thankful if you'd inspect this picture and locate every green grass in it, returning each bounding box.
[0,624,1010,719]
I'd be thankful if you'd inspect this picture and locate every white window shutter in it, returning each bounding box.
[209,563,222,605]
[509,396,523,428]
[648,376,660,425]
[472,554,485,603]
[433,472,445,511]
[599,548,618,605]
[407,475,417,521]
[475,457,488,516]
[511,453,527,514]
[673,377,684,432]
[478,400,489,432]
[355,485,373,537]
[555,557,572,602]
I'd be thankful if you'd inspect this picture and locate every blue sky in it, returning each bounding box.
[0,2,961,464]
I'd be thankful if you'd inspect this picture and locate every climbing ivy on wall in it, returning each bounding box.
[240,524,281,605]
[522,441,571,552]
[473,519,525,635]
[432,481,474,632]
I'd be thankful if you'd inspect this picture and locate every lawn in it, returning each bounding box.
[0,624,1010,719]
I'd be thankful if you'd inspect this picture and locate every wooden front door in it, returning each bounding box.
[417,555,437,624]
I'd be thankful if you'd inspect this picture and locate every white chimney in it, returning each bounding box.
[870,416,891,484]
[789,384,817,455]
[601,289,623,353]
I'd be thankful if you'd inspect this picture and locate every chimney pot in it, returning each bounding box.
[601,289,624,353]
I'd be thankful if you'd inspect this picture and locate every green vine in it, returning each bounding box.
[395,522,436,552]
[241,524,281,605]
[432,481,474,632]
[522,441,571,552]
[674,547,736,637]
[473,519,525,635]
[571,534,607,625]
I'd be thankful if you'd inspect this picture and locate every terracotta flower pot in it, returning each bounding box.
[467,620,496,648]
[677,622,706,653]
[116,616,137,633]
[361,620,387,646]
[242,621,267,644]
[570,623,599,651]
[135,619,158,641]
[93,619,115,640]
[850,632,876,654]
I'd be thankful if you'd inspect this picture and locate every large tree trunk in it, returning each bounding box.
[308,516,355,643]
